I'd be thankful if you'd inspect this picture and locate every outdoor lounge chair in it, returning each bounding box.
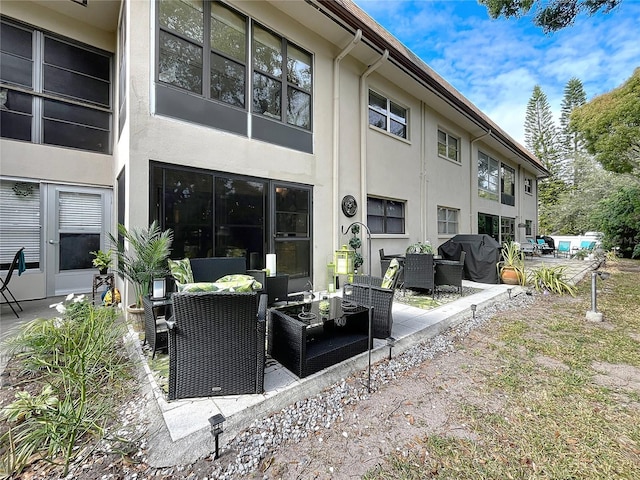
[343,266,401,339]
[403,253,435,297]
[536,238,554,255]
[434,251,466,295]
[556,241,572,258]
[579,240,596,251]
[167,291,267,400]
[1,247,25,318]
[519,239,537,257]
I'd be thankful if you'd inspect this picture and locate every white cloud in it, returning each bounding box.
[353,0,640,144]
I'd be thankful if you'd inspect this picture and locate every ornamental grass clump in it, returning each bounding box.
[0,295,131,478]
[528,264,577,296]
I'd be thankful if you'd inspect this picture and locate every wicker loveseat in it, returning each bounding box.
[167,291,267,400]
[343,270,401,339]
[434,251,466,295]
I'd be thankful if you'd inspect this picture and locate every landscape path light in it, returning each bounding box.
[586,270,610,322]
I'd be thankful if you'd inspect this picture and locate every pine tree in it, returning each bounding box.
[559,77,587,184]
[524,85,565,234]
[524,85,562,175]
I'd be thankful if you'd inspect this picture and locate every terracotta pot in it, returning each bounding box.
[500,267,520,285]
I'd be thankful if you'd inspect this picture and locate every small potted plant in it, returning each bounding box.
[90,249,113,274]
[497,241,525,285]
[406,241,434,254]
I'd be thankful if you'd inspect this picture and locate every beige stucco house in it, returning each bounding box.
[0,0,547,305]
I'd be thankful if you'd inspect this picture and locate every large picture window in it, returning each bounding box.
[367,197,405,234]
[0,19,112,153]
[368,90,407,139]
[150,163,312,291]
[156,0,313,151]
[478,151,499,201]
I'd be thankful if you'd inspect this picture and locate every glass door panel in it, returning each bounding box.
[273,184,311,292]
[215,177,266,269]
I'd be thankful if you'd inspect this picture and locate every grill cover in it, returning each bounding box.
[437,234,501,284]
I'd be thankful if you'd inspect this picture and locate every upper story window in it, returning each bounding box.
[0,19,112,153]
[501,164,515,206]
[478,151,499,201]
[157,0,312,131]
[438,129,459,162]
[368,90,407,139]
[252,24,311,129]
[367,197,405,234]
[437,206,459,235]
[524,177,532,195]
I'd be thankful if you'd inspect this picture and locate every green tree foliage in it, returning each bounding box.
[525,85,562,173]
[570,68,640,176]
[559,77,587,184]
[524,85,566,233]
[591,182,640,256]
[479,0,622,32]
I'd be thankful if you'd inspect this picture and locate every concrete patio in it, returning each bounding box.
[0,255,599,467]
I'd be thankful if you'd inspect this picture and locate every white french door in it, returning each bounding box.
[45,184,112,296]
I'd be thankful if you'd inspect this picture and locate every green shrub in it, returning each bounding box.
[528,264,576,296]
[0,295,130,477]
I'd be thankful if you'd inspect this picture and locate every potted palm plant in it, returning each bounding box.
[497,241,525,285]
[109,221,173,325]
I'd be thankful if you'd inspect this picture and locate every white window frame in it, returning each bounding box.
[524,177,533,195]
[368,90,408,139]
[437,206,459,235]
[437,129,460,163]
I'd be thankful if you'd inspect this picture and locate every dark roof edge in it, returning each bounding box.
[314,0,549,177]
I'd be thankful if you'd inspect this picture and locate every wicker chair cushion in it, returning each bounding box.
[381,258,400,289]
[215,274,263,291]
[168,259,194,285]
[180,275,262,293]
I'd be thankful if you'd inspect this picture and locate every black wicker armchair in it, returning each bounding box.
[167,291,267,400]
[343,271,401,338]
[403,253,435,296]
[434,251,466,295]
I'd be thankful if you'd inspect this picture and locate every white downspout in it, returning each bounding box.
[333,30,362,252]
[469,129,491,232]
[420,101,427,242]
[359,49,389,251]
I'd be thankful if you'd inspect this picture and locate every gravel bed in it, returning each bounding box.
[195,289,536,479]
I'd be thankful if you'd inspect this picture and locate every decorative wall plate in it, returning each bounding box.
[341,195,357,217]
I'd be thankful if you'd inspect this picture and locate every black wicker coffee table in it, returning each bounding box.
[268,297,369,378]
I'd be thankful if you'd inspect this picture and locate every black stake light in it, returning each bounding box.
[470,304,477,319]
[209,414,225,459]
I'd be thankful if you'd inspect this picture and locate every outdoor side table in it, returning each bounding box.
[268,297,369,378]
[142,296,171,358]
[92,273,115,303]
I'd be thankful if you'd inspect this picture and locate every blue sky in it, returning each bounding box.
[352,0,640,145]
